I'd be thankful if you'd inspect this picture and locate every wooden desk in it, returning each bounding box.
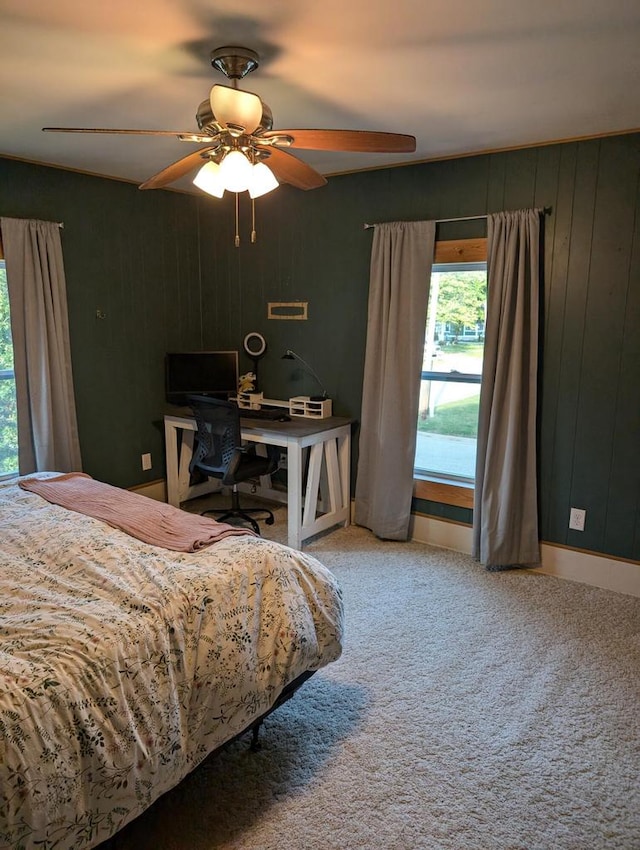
[164,413,352,549]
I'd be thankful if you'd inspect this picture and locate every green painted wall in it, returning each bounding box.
[1,131,639,561]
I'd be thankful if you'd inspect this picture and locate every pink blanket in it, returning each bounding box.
[19,473,255,552]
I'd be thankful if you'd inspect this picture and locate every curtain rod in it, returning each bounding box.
[363,207,550,229]
[364,214,486,229]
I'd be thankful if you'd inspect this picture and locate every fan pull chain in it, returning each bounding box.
[234,193,240,247]
[251,198,257,243]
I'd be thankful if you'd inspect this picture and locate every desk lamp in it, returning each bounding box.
[282,349,328,401]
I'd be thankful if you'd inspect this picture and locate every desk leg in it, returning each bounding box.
[324,438,340,513]
[287,442,303,550]
[165,420,198,506]
[339,429,351,527]
[303,443,323,528]
[178,431,195,503]
[165,421,180,507]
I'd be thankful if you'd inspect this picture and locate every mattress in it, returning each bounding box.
[0,476,343,849]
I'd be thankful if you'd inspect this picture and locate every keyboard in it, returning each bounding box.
[239,406,291,421]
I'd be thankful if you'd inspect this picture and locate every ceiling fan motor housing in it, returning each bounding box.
[210,46,260,80]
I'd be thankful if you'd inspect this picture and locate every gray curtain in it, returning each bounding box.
[473,208,541,569]
[355,220,436,540]
[0,217,82,474]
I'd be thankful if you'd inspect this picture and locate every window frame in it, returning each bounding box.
[414,238,487,509]
[0,258,18,479]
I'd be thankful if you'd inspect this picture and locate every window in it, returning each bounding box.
[0,260,18,477]
[414,239,487,504]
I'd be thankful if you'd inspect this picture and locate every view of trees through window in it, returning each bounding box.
[0,261,18,475]
[415,264,487,482]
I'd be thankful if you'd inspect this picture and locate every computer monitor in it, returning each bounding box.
[165,351,239,405]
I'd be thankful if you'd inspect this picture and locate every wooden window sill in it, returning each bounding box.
[413,477,475,509]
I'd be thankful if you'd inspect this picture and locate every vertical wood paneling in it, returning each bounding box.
[542,141,600,543]
[601,138,640,558]
[627,167,640,559]
[538,143,578,532]
[503,148,538,211]
[532,144,561,317]
[485,152,507,212]
[1,133,639,563]
[569,137,639,552]
[0,159,207,488]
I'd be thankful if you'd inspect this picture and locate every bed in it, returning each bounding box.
[0,474,343,850]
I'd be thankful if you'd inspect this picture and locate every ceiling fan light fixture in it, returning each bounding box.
[219,150,253,192]
[248,162,279,199]
[44,44,418,244]
[192,161,226,197]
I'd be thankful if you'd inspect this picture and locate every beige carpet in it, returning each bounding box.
[102,500,640,850]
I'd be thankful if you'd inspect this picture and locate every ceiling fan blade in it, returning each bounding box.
[261,128,416,153]
[209,85,263,135]
[43,127,200,137]
[138,148,215,190]
[264,148,327,191]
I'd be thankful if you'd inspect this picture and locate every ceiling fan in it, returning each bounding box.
[42,45,417,198]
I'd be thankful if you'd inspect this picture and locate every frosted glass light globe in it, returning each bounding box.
[192,161,225,197]
[219,150,253,192]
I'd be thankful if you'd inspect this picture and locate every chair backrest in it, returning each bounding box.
[187,395,241,480]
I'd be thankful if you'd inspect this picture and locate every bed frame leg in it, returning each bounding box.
[250,720,263,751]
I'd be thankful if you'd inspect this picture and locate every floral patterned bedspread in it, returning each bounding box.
[0,477,343,850]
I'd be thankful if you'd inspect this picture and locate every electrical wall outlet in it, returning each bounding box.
[278,452,288,470]
[569,507,586,531]
[141,452,152,471]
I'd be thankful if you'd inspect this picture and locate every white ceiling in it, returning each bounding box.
[1,0,639,193]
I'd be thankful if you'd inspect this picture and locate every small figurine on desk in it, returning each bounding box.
[238,372,257,393]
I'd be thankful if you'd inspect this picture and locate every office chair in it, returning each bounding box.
[187,394,280,534]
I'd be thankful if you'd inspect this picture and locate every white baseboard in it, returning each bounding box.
[410,513,474,554]
[410,514,640,598]
[133,485,640,598]
[129,480,167,502]
[533,544,640,598]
